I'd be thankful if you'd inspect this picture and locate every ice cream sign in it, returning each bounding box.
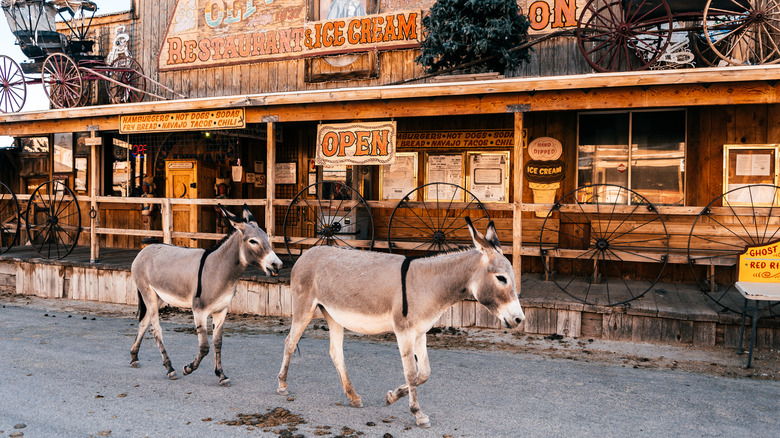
[526,137,564,216]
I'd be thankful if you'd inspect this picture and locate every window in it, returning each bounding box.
[578,110,685,205]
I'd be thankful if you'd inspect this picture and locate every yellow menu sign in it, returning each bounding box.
[119,109,245,134]
[738,239,780,283]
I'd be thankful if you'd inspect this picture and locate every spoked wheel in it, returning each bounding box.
[576,0,673,72]
[688,184,780,317]
[25,181,82,259]
[703,0,780,66]
[540,184,669,306]
[105,57,146,104]
[42,53,83,109]
[0,182,21,254]
[0,55,27,113]
[282,181,374,263]
[387,183,491,257]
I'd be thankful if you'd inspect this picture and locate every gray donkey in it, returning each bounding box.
[277,217,525,427]
[130,204,282,386]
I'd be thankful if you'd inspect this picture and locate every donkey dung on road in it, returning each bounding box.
[277,217,524,427]
[130,204,282,385]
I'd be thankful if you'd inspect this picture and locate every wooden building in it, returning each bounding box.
[1,0,779,347]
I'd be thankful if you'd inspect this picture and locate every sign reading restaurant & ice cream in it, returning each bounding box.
[159,0,421,70]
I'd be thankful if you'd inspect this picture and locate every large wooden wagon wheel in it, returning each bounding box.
[539,184,669,306]
[41,53,83,109]
[0,55,27,113]
[105,57,147,104]
[0,182,21,254]
[703,0,780,66]
[576,0,674,72]
[282,181,374,263]
[25,181,82,259]
[387,182,491,257]
[688,184,780,318]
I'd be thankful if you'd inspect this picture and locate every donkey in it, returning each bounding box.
[277,218,524,427]
[130,204,282,386]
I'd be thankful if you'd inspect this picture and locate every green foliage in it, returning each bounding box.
[415,0,531,74]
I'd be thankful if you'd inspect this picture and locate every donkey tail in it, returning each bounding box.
[136,290,147,322]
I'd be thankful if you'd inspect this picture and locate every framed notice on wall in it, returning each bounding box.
[723,144,779,205]
[425,153,464,201]
[467,151,509,203]
[381,152,418,200]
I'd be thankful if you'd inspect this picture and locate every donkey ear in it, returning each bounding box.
[218,204,242,227]
[466,217,501,255]
[484,221,503,254]
[242,203,256,224]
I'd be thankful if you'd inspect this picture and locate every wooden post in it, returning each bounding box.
[161,198,172,244]
[513,111,525,285]
[265,120,276,241]
[88,127,100,263]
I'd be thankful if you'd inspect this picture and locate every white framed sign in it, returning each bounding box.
[275,162,297,185]
[425,153,464,201]
[467,152,509,203]
[381,152,418,200]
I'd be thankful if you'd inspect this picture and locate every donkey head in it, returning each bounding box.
[219,204,283,276]
[465,217,525,329]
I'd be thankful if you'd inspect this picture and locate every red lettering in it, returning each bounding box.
[354,131,371,156]
[321,132,338,157]
[338,132,355,157]
[167,37,183,64]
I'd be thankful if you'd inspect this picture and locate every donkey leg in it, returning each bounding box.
[388,331,430,428]
[321,309,362,408]
[183,309,210,376]
[147,305,177,379]
[385,333,430,404]
[130,299,152,368]
[277,301,317,396]
[211,307,230,386]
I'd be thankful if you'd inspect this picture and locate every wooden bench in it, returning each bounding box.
[734,240,780,368]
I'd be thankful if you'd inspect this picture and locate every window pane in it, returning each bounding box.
[53,133,73,173]
[578,113,629,197]
[631,111,685,205]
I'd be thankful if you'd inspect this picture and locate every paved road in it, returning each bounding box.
[1,303,779,438]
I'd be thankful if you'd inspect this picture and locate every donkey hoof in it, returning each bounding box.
[350,398,363,408]
[385,390,397,406]
[219,378,231,387]
[277,387,289,396]
[416,415,431,428]
[183,365,193,375]
[167,371,178,380]
[130,361,140,368]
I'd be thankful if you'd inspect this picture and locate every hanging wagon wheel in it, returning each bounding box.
[105,57,146,104]
[387,182,491,257]
[703,0,780,66]
[41,53,83,109]
[576,0,673,72]
[688,184,780,318]
[282,181,374,263]
[25,180,82,259]
[0,182,21,254]
[0,55,27,113]
[539,184,669,306]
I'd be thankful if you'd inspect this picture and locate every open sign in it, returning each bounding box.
[132,144,147,158]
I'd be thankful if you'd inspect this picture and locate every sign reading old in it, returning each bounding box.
[119,109,245,134]
[316,121,396,165]
[738,239,780,283]
[159,0,421,70]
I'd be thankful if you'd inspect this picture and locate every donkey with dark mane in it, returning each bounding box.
[277,218,524,427]
[131,204,282,386]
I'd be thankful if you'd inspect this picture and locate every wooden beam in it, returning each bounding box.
[513,112,524,285]
[265,121,276,243]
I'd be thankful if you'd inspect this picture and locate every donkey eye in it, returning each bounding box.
[496,275,507,285]
[248,239,259,245]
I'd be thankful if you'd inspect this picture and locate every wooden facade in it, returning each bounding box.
[1,1,779,344]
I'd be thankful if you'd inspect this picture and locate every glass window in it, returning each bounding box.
[578,110,685,205]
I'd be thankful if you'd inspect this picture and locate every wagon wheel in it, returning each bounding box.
[539,184,669,306]
[282,181,374,263]
[387,183,491,257]
[0,55,27,113]
[41,53,83,109]
[703,0,780,65]
[25,181,82,259]
[105,57,146,104]
[577,0,673,72]
[0,182,21,254]
[688,184,780,318]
